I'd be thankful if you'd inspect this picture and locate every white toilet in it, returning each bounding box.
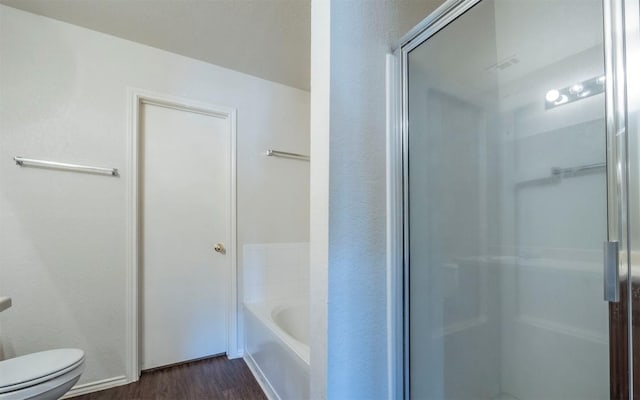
[0,348,85,400]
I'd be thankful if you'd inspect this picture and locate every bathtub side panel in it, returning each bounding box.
[245,306,310,400]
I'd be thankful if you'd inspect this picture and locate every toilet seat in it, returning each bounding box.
[0,349,85,394]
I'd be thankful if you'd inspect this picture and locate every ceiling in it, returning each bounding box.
[0,0,311,90]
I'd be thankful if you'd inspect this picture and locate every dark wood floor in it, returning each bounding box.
[71,356,266,400]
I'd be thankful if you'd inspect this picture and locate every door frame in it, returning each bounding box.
[125,88,238,382]
[387,0,635,398]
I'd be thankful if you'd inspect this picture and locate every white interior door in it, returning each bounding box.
[141,101,230,370]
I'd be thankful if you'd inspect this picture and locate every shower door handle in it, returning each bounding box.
[603,0,628,303]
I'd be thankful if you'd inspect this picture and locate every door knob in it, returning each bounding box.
[213,243,225,254]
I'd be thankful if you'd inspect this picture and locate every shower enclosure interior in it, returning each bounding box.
[393,0,640,398]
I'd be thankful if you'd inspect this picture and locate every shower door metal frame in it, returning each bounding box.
[387,0,638,398]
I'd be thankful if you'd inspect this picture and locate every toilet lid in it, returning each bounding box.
[0,349,84,390]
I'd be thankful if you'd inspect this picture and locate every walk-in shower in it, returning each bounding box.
[391,0,640,398]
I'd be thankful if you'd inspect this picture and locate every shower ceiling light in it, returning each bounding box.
[578,90,592,98]
[555,95,569,105]
[545,89,561,102]
[545,75,605,110]
[570,83,584,94]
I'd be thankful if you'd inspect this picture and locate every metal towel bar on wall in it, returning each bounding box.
[266,149,310,161]
[515,162,606,186]
[14,156,119,176]
[550,162,606,177]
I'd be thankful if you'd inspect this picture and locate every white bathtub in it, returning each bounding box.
[244,300,309,400]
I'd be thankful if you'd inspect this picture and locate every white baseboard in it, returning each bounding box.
[243,353,279,400]
[63,375,129,399]
[227,349,244,359]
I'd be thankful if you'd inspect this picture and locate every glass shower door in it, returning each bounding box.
[403,0,632,399]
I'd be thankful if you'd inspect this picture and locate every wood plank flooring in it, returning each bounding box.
[70,356,266,400]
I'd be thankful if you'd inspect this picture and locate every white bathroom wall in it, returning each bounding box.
[309,0,330,398]
[0,4,309,389]
[308,1,445,398]
[499,45,609,400]
[243,243,309,304]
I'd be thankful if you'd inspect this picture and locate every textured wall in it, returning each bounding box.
[321,1,445,398]
[0,4,309,388]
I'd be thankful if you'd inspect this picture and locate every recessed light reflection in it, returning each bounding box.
[545,89,560,102]
[545,75,605,110]
[578,90,592,98]
[570,84,584,94]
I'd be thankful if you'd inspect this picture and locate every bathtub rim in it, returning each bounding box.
[244,300,310,365]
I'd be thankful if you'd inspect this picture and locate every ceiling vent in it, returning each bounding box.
[486,55,520,72]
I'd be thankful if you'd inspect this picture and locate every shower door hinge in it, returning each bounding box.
[604,240,620,303]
